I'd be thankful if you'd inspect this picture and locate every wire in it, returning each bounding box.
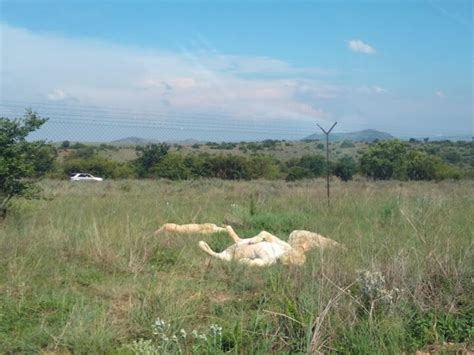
[1,99,471,139]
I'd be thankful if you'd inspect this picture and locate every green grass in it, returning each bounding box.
[1,179,473,353]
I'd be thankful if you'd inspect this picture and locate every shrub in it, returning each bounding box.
[208,155,252,180]
[31,144,57,177]
[286,166,313,181]
[184,154,214,178]
[442,149,462,164]
[135,143,170,177]
[63,156,134,179]
[340,140,355,148]
[434,164,462,181]
[360,140,408,180]
[248,155,281,179]
[294,154,326,177]
[0,110,48,213]
[405,151,440,180]
[334,156,356,182]
[151,153,191,180]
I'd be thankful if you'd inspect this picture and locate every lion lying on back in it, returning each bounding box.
[156,223,343,266]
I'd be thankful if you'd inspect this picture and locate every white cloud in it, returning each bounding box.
[347,39,376,54]
[373,86,386,93]
[46,89,76,101]
[435,90,446,98]
[1,23,470,140]
[356,85,386,94]
[0,23,336,124]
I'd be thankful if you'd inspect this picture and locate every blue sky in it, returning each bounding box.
[0,0,472,141]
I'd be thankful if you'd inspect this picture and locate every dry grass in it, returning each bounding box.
[0,179,472,353]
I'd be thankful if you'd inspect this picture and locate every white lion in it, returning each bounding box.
[156,223,343,266]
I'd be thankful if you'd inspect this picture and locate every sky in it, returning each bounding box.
[0,0,472,142]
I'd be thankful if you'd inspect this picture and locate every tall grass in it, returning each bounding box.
[0,179,472,353]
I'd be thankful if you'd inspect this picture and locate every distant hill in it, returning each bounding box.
[304,129,394,142]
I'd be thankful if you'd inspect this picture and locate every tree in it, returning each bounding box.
[405,151,440,180]
[360,140,407,180]
[208,155,251,180]
[0,110,48,215]
[151,153,190,180]
[442,149,462,164]
[135,143,170,177]
[31,144,57,177]
[334,156,356,182]
[298,154,327,177]
[287,154,326,178]
[248,154,280,179]
[340,140,355,148]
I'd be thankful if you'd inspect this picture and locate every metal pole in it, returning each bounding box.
[326,132,330,205]
[317,122,337,207]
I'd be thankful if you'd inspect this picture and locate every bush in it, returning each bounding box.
[151,153,191,180]
[340,140,355,148]
[442,149,462,164]
[135,143,170,177]
[248,155,281,179]
[334,156,356,182]
[286,166,313,181]
[31,144,57,177]
[360,140,408,180]
[183,154,214,178]
[434,164,462,181]
[405,151,440,181]
[208,155,252,180]
[63,156,135,179]
[0,110,48,212]
[406,304,474,349]
[288,154,326,177]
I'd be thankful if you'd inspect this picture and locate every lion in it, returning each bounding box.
[198,226,302,266]
[155,223,343,266]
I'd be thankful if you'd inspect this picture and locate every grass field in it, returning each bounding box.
[1,179,473,353]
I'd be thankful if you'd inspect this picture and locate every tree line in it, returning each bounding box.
[52,142,466,183]
[1,111,468,212]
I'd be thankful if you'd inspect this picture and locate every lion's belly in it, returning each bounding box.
[232,242,289,262]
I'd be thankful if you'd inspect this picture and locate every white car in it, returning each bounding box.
[70,173,103,182]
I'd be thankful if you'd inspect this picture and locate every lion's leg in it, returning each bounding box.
[227,230,282,246]
[225,225,241,243]
[198,241,232,261]
[254,231,281,243]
